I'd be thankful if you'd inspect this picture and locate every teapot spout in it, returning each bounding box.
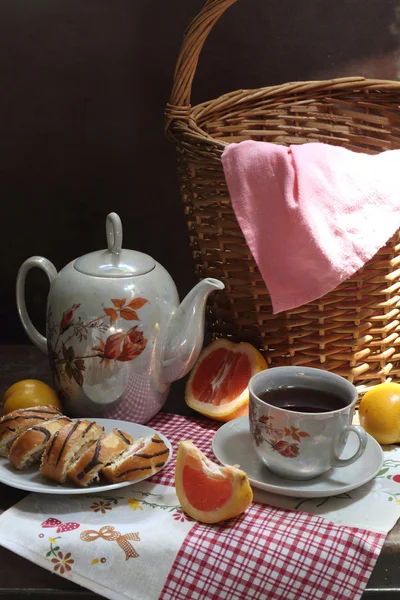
[162,278,224,383]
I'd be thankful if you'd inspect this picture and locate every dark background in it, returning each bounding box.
[1,0,400,344]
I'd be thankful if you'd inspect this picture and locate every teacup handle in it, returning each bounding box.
[333,425,368,468]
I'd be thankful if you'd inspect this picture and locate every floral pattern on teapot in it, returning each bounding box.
[47,297,148,391]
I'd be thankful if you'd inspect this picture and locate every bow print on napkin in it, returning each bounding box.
[80,525,141,560]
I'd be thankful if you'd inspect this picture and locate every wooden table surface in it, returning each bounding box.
[0,345,398,599]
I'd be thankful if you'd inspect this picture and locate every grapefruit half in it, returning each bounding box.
[185,339,267,421]
[175,440,253,523]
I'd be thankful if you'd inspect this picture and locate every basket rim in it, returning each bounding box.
[166,76,400,150]
[194,76,400,114]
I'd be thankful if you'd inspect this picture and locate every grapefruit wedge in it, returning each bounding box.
[175,441,253,523]
[185,339,267,421]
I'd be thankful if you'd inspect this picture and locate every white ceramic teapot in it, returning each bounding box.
[16,213,224,423]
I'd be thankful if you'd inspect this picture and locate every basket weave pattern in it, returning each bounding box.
[166,0,400,393]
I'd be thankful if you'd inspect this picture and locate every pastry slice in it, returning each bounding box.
[40,420,104,483]
[68,428,133,487]
[9,416,71,469]
[0,406,63,458]
[102,433,169,483]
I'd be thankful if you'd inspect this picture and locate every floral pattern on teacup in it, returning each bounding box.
[249,403,310,458]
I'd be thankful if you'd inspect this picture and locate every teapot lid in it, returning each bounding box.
[74,213,155,278]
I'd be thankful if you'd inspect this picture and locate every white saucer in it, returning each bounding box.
[212,416,383,498]
[0,419,172,495]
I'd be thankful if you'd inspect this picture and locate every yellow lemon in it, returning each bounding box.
[2,379,62,416]
[359,383,400,444]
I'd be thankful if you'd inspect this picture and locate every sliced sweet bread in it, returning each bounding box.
[0,406,63,458]
[40,420,104,483]
[102,433,169,483]
[9,416,71,469]
[68,428,133,487]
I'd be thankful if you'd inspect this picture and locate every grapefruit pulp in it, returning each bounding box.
[185,339,267,421]
[175,440,253,523]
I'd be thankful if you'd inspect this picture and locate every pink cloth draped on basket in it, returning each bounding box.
[221,140,400,314]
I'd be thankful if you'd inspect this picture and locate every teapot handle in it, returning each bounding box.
[16,256,58,353]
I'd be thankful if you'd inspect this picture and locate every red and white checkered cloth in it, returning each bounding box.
[148,413,385,600]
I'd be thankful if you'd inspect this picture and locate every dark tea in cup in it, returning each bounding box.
[257,386,348,414]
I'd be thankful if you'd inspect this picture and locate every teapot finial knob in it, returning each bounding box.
[106,212,123,254]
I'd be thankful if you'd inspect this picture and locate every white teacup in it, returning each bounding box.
[248,366,367,480]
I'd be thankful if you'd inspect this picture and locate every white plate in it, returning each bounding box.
[0,419,172,495]
[212,416,383,498]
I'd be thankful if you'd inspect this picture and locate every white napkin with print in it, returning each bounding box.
[0,482,194,600]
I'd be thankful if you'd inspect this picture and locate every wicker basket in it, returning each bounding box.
[165,0,400,394]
